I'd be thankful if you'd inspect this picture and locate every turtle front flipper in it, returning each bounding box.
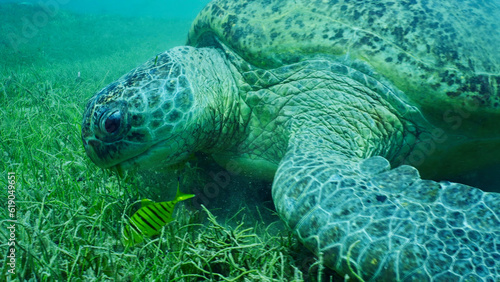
[272,143,500,280]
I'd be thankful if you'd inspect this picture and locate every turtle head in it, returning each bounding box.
[82,47,211,172]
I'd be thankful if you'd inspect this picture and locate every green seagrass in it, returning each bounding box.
[82,0,500,280]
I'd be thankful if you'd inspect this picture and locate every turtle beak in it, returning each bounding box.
[82,137,106,168]
[84,136,128,178]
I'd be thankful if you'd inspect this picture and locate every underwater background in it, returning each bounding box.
[0,0,340,280]
[0,0,209,18]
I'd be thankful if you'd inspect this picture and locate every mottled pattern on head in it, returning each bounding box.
[81,47,196,167]
[188,0,500,125]
[120,48,195,137]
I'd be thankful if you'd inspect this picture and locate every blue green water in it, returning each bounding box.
[0,0,210,19]
[0,0,212,78]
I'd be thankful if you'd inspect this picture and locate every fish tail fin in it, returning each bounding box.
[174,178,195,203]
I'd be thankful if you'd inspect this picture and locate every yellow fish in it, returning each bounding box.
[122,182,195,247]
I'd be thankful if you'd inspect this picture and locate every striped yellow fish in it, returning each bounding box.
[122,183,195,247]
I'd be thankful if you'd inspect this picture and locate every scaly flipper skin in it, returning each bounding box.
[243,58,500,280]
[273,135,500,280]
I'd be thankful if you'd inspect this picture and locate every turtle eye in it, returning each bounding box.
[102,111,121,134]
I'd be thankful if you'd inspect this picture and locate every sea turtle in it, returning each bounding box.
[81,0,500,280]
